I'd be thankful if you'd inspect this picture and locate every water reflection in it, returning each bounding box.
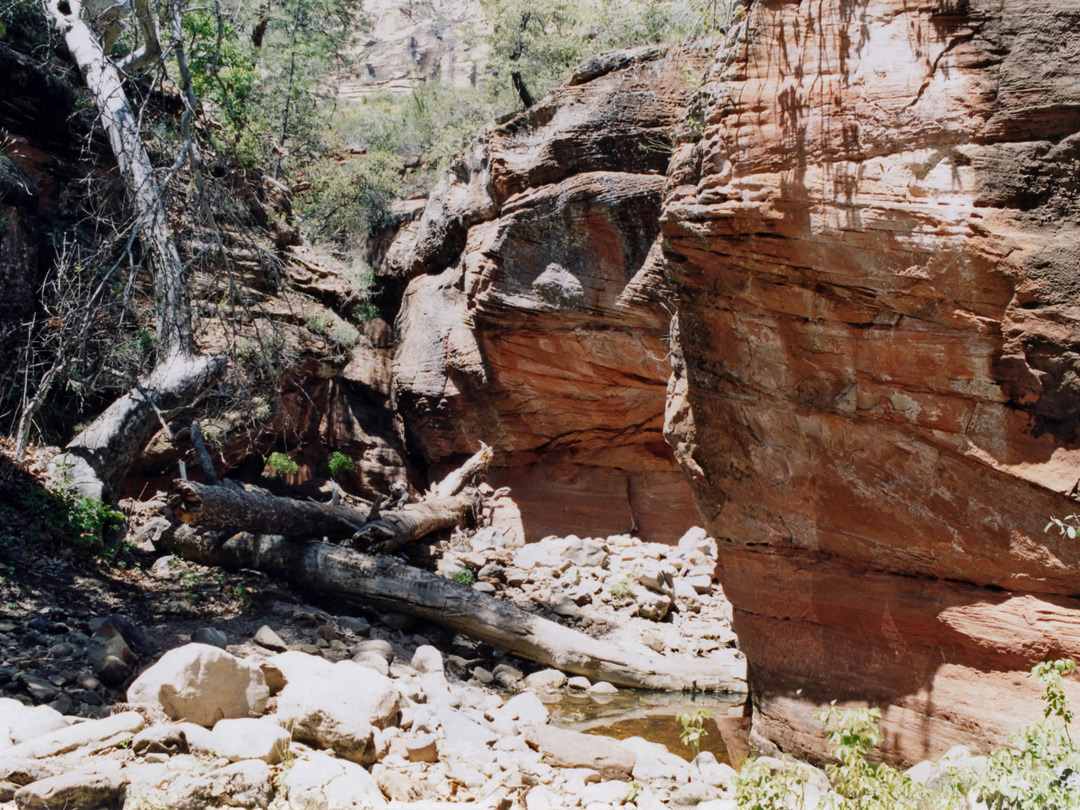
[544,690,750,766]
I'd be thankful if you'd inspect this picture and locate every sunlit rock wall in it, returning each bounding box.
[662,0,1080,763]
[389,47,708,543]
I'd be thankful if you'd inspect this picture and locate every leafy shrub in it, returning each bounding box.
[326,451,355,480]
[813,704,932,809]
[266,451,299,479]
[678,708,711,758]
[451,565,478,586]
[967,660,1080,810]
[736,660,1080,810]
[305,311,360,351]
[609,576,637,599]
[63,492,125,546]
[736,756,811,810]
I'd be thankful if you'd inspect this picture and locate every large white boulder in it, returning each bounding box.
[127,644,269,727]
[210,718,290,764]
[276,660,401,764]
[266,650,334,685]
[13,761,125,810]
[0,699,69,748]
[285,751,387,809]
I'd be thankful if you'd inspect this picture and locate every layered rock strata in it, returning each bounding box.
[662,0,1080,763]
[389,46,707,542]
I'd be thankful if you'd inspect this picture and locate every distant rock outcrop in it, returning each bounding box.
[387,46,708,543]
[662,0,1080,764]
[337,0,484,100]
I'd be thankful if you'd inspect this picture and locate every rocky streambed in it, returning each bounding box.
[1,524,753,810]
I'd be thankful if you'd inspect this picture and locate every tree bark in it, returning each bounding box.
[43,0,224,499]
[52,354,226,501]
[171,479,371,539]
[164,530,745,693]
[46,0,191,357]
[428,443,492,499]
[171,479,475,548]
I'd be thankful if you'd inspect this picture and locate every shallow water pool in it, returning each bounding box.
[544,689,750,766]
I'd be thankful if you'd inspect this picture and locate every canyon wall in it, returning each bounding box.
[387,47,707,543]
[662,0,1080,763]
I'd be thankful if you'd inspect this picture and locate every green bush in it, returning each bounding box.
[266,451,299,479]
[63,492,125,546]
[327,451,355,480]
[736,660,1080,810]
[450,565,478,586]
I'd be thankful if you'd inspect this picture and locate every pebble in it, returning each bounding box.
[23,675,59,702]
[192,628,228,649]
[338,616,371,635]
[253,625,288,652]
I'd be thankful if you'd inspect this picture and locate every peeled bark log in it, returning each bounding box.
[350,491,475,550]
[43,0,220,500]
[172,479,370,539]
[51,354,226,501]
[164,530,744,693]
[429,443,493,498]
[46,0,191,357]
[171,480,474,548]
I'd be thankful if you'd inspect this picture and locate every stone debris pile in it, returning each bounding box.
[1,526,749,809]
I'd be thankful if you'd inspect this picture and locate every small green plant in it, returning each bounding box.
[736,756,811,810]
[813,703,929,809]
[622,781,644,804]
[63,492,125,546]
[181,570,201,604]
[327,451,355,481]
[450,565,478,586]
[305,312,331,336]
[968,659,1080,810]
[266,451,299,479]
[609,576,637,600]
[235,583,251,609]
[678,707,711,758]
[1046,514,1080,540]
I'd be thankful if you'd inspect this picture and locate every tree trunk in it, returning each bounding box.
[46,0,191,357]
[53,355,226,501]
[44,0,224,499]
[164,530,745,693]
[171,479,475,548]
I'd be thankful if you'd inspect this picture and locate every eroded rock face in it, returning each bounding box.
[662,0,1080,763]
[390,46,707,542]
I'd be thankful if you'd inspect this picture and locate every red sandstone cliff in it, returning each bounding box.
[386,47,707,543]
[662,0,1080,764]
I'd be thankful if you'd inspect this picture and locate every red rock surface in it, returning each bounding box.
[661,0,1080,763]
[389,47,708,543]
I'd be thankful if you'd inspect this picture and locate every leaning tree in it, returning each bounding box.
[43,0,226,500]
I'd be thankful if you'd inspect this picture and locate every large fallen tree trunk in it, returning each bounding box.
[171,444,493,545]
[163,528,745,693]
[43,0,223,500]
[171,480,475,546]
[171,480,371,540]
[51,354,226,501]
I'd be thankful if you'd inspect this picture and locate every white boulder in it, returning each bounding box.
[276,660,401,764]
[127,644,269,727]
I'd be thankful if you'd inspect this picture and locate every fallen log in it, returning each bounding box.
[171,479,369,540]
[162,530,745,693]
[351,491,476,550]
[428,442,493,499]
[170,481,476,547]
[170,443,493,546]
